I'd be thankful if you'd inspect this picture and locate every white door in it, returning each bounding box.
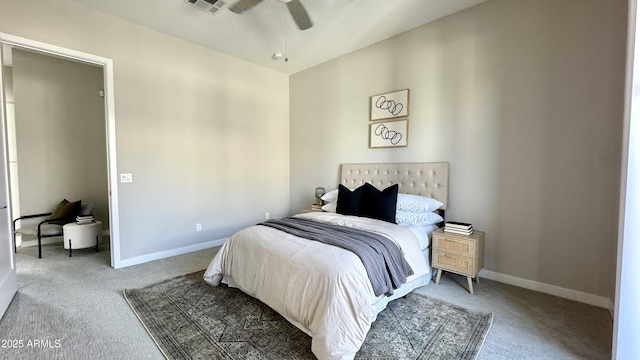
[0,47,17,319]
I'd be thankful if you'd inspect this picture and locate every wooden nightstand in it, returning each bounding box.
[301,205,323,213]
[432,228,484,294]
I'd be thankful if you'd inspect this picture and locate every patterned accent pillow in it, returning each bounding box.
[395,210,443,226]
[396,193,443,212]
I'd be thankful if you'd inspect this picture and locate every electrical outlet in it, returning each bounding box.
[265,212,270,220]
[196,223,202,232]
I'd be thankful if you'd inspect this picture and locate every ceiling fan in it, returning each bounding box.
[229,0,314,30]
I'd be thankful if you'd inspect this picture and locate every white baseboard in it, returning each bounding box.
[20,237,63,248]
[21,233,110,249]
[479,269,612,310]
[114,238,227,269]
[607,298,615,319]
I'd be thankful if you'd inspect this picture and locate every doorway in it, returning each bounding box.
[0,32,121,268]
[6,47,110,253]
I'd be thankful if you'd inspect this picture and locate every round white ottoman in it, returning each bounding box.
[63,221,102,257]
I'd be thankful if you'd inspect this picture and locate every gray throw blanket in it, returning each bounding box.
[259,217,413,297]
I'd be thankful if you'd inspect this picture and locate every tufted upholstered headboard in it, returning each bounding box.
[340,162,449,210]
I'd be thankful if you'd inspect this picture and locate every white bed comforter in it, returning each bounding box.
[203,212,429,360]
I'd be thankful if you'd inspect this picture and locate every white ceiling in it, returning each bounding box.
[70,0,486,75]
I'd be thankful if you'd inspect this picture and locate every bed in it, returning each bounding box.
[204,162,449,360]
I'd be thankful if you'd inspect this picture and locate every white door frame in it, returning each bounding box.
[613,0,640,357]
[0,32,122,268]
[0,44,17,319]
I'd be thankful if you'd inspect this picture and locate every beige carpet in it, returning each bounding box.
[0,243,612,359]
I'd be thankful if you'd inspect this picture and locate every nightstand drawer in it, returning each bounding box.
[433,235,475,256]
[432,251,474,275]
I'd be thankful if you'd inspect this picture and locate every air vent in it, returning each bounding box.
[185,0,227,15]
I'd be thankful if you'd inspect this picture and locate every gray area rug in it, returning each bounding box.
[124,271,492,360]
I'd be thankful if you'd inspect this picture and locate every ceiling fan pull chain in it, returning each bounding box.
[284,4,289,62]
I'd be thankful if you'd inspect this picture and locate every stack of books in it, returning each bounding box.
[76,214,95,224]
[310,204,323,212]
[444,221,473,235]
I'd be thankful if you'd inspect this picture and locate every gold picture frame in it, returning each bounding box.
[370,89,409,121]
[369,119,409,148]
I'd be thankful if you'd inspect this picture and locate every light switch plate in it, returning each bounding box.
[120,173,133,183]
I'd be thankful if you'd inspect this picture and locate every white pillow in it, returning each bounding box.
[321,189,339,203]
[395,210,443,226]
[321,202,337,213]
[399,223,439,250]
[396,193,443,213]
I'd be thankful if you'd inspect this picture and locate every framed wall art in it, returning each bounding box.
[370,89,409,121]
[369,119,408,148]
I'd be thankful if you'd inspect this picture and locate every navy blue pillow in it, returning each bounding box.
[336,184,364,216]
[360,183,399,223]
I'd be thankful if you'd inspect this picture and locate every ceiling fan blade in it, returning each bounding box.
[228,0,264,14]
[286,0,313,30]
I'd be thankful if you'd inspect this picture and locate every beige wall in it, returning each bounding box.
[0,0,290,260]
[290,0,627,299]
[12,49,109,229]
[0,0,626,300]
